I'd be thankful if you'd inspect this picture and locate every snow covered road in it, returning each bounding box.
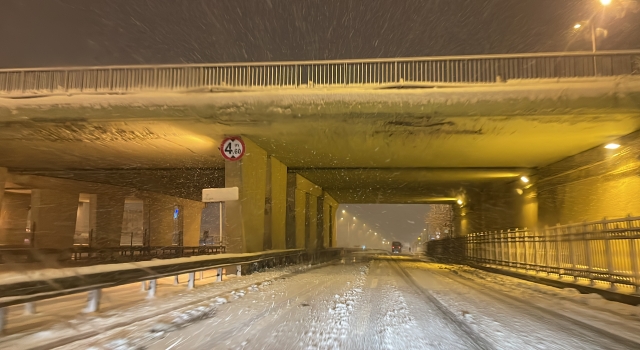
[15,257,640,349]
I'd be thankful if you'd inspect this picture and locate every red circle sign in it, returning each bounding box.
[220,137,246,161]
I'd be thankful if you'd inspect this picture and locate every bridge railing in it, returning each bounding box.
[1,50,639,96]
[426,216,640,294]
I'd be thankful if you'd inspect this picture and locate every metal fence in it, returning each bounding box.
[427,216,640,294]
[1,50,639,96]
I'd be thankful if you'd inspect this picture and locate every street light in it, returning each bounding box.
[600,0,611,5]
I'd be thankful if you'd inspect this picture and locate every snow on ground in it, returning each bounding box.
[7,257,640,350]
[404,261,640,349]
[0,263,317,350]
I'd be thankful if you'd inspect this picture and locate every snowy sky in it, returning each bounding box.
[1,0,639,68]
[337,204,429,244]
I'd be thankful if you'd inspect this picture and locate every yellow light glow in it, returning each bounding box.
[457,199,463,205]
[516,188,524,195]
[605,143,621,149]
[600,0,611,6]
[520,176,530,183]
[574,23,582,29]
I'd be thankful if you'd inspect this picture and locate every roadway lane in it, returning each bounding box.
[52,258,640,349]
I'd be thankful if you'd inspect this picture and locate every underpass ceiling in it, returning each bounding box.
[1,78,639,203]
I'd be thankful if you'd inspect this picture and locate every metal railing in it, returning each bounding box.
[0,248,348,333]
[427,216,640,294]
[0,244,226,265]
[1,50,639,96]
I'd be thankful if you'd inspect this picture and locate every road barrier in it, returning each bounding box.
[1,50,639,96]
[0,248,344,332]
[426,216,640,295]
[0,245,226,265]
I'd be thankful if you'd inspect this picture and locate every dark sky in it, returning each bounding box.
[337,204,428,245]
[1,0,639,68]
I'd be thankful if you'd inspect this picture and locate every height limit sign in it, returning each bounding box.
[220,137,246,161]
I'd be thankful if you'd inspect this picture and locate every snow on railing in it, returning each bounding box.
[0,248,346,332]
[1,50,639,96]
[427,215,640,295]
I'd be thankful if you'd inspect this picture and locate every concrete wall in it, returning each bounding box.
[0,192,31,245]
[141,192,204,247]
[4,174,204,249]
[30,189,78,249]
[537,131,640,226]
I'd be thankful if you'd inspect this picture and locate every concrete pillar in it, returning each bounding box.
[183,201,205,246]
[145,195,174,247]
[286,174,297,249]
[295,189,307,250]
[316,196,324,249]
[225,138,268,253]
[307,194,319,251]
[30,189,78,249]
[93,193,125,248]
[270,157,287,250]
[0,168,6,216]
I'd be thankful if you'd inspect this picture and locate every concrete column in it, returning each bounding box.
[225,138,268,253]
[316,196,324,249]
[0,168,7,216]
[296,189,307,250]
[270,157,287,250]
[286,174,297,249]
[323,193,339,248]
[145,194,174,247]
[93,193,125,248]
[183,201,205,246]
[30,189,78,249]
[307,194,319,251]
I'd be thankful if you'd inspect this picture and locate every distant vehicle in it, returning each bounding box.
[391,241,402,254]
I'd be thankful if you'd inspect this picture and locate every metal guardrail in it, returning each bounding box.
[0,245,226,265]
[0,248,346,331]
[427,216,640,294]
[1,51,639,96]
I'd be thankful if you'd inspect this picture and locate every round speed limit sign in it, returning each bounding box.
[220,137,246,161]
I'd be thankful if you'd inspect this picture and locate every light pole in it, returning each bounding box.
[573,0,612,74]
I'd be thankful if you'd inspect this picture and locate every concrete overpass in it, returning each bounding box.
[1,50,640,254]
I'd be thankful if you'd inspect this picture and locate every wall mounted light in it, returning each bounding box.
[604,143,621,150]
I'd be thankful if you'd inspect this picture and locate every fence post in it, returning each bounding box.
[83,289,102,313]
[188,272,196,290]
[147,280,157,298]
[24,302,36,315]
[174,276,180,285]
[236,265,242,277]
[567,226,577,282]
[507,230,513,269]
[556,225,563,279]
[523,229,529,272]
[583,222,595,286]
[542,226,550,275]
[200,270,204,280]
[532,229,539,274]
[0,308,6,334]
[603,218,617,291]
[217,268,223,282]
[141,281,147,291]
